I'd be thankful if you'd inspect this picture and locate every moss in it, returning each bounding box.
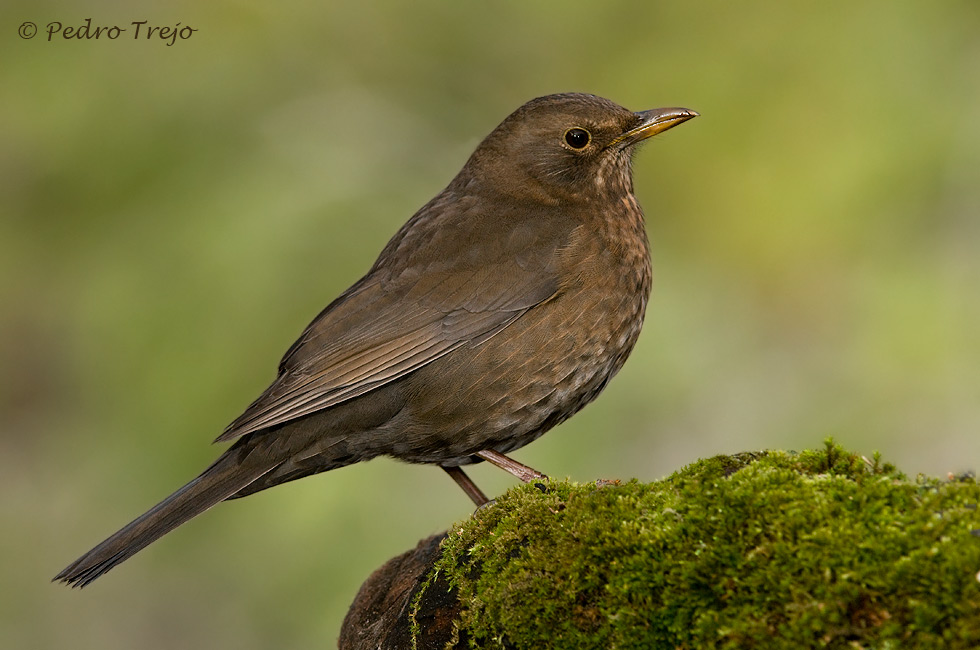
[423,441,980,649]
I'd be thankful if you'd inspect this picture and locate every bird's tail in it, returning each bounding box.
[53,446,277,588]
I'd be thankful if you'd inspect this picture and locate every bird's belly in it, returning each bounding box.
[385,281,647,464]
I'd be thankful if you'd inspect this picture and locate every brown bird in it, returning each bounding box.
[54,93,697,587]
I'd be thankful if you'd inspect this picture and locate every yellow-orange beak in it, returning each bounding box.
[609,107,699,149]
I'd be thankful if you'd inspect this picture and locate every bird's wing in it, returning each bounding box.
[217,200,568,441]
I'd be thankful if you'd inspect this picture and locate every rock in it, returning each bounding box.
[339,532,463,649]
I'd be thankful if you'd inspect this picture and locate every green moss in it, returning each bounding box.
[425,442,980,648]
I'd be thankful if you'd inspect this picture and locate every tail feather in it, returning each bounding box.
[53,451,277,588]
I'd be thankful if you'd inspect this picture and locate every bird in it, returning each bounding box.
[54,93,697,587]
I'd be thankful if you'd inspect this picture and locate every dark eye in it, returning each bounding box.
[563,127,591,149]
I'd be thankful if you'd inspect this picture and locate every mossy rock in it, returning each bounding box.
[413,442,980,649]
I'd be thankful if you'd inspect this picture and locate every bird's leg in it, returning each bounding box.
[476,449,548,483]
[442,465,490,506]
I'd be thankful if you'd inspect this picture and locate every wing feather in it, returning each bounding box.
[217,198,570,442]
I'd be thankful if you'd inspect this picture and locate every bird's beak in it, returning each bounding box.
[609,107,698,149]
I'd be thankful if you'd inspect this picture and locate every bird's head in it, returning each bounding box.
[458,93,697,203]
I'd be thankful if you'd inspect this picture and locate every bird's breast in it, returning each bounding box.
[393,195,652,462]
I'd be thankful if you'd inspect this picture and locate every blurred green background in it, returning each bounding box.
[2,0,978,647]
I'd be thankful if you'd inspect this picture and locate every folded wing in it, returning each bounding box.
[218,203,568,441]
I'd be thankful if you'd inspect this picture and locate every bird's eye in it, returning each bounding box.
[563,127,591,150]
